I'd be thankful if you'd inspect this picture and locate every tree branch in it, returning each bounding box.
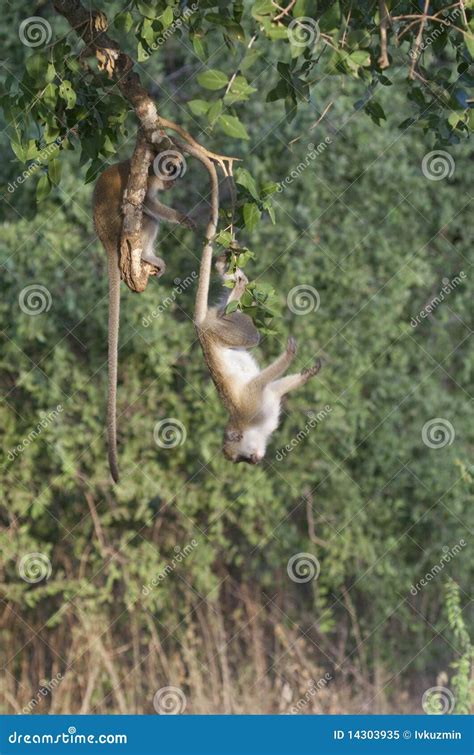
[52,0,236,293]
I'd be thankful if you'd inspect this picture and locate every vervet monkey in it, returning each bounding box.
[93,158,195,483]
[195,255,322,465]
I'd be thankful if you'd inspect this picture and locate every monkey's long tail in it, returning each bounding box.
[107,248,121,483]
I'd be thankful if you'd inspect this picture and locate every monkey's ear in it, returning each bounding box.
[224,429,243,442]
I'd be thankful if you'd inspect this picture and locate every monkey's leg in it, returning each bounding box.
[141,215,166,275]
[144,198,196,230]
[272,359,321,397]
[249,337,297,391]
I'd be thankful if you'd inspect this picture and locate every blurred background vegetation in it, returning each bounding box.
[0,0,472,714]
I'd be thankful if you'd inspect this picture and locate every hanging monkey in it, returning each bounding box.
[192,157,322,465]
[93,155,195,482]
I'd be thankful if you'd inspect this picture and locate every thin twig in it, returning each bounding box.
[409,0,430,79]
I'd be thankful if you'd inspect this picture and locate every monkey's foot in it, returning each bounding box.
[301,358,322,380]
[286,336,297,356]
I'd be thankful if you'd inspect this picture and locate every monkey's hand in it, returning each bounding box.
[181,215,198,231]
[301,358,322,381]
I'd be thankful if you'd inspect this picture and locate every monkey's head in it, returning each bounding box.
[223,426,266,465]
[151,150,186,191]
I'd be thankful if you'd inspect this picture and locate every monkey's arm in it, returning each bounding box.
[144,197,195,229]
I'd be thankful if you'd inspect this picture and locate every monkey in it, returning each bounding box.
[194,254,322,465]
[93,157,195,483]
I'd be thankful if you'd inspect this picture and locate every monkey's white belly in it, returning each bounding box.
[220,348,259,385]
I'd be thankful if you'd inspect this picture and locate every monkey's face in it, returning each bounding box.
[223,427,265,465]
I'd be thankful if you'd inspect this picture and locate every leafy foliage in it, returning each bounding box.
[0,0,472,714]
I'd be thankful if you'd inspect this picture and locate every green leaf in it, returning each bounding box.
[197,69,228,90]
[26,53,49,81]
[58,80,76,109]
[215,231,233,247]
[43,83,58,109]
[114,11,133,32]
[251,0,274,18]
[162,6,174,27]
[243,203,261,230]
[48,159,61,186]
[224,75,257,105]
[207,100,223,125]
[36,173,52,202]
[225,299,239,314]
[235,167,259,199]
[465,35,474,58]
[192,34,206,60]
[187,99,210,116]
[218,114,249,139]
